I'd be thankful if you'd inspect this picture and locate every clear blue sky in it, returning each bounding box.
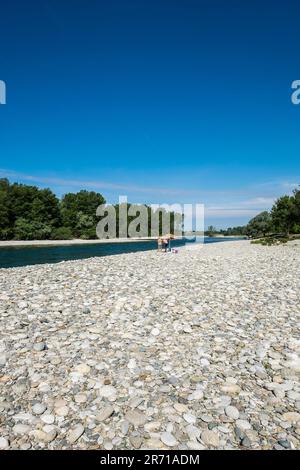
[0,0,299,228]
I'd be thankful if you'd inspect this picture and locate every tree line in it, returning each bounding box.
[206,186,300,238]
[0,178,299,240]
[0,178,178,240]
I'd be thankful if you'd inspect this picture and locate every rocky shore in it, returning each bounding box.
[0,240,299,450]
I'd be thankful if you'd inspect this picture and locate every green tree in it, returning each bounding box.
[291,188,300,232]
[0,179,11,239]
[51,226,73,240]
[14,218,53,240]
[31,188,61,227]
[271,196,295,235]
[207,225,217,237]
[61,190,105,237]
[246,211,272,238]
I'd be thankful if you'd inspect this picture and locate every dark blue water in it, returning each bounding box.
[0,237,244,269]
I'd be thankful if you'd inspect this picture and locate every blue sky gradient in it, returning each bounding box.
[0,0,299,227]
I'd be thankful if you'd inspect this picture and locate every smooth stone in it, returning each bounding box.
[74,393,87,403]
[201,430,220,448]
[33,342,46,351]
[121,421,130,435]
[43,425,56,433]
[225,405,239,420]
[38,382,51,393]
[151,328,160,336]
[129,435,143,449]
[201,414,213,423]
[186,440,205,450]
[32,403,46,415]
[218,426,230,434]
[241,436,251,447]
[278,439,291,449]
[282,412,300,423]
[55,406,69,416]
[41,414,55,424]
[183,413,196,424]
[75,364,91,375]
[129,397,144,409]
[174,403,188,414]
[20,443,31,450]
[13,412,35,422]
[127,359,137,369]
[185,424,201,440]
[12,424,31,435]
[96,405,114,422]
[144,421,161,432]
[103,440,113,450]
[0,354,6,366]
[160,432,178,447]
[125,409,147,427]
[67,424,85,443]
[190,375,202,383]
[235,419,252,431]
[32,429,57,443]
[0,437,9,449]
[234,426,245,441]
[220,384,241,394]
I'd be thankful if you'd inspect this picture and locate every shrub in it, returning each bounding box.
[80,228,97,240]
[51,226,73,240]
[251,237,288,246]
[0,227,14,240]
[14,218,53,240]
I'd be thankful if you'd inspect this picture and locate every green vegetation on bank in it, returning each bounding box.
[206,187,300,239]
[0,178,178,240]
[0,178,299,240]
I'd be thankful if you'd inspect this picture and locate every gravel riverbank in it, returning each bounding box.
[0,240,299,450]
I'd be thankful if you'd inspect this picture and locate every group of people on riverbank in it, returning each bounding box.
[157,235,177,253]
[157,237,169,252]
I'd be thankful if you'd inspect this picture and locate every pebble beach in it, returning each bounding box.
[0,240,299,450]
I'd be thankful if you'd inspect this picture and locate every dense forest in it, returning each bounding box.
[0,178,178,240]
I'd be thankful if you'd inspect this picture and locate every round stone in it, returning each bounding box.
[183,413,196,424]
[55,405,69,416]
[33,342,46,351]
[41,414,55,424]
[201,430,220,448]
[225,405,239,420]
[127,359,137,369]
[12,424,31,435]
[125,409,147,427]
[151,328,160,336]
[0,437,9,449]
[74,393,87,403]
[67,424,85,443]
[32,403,46,415]
[235,419,252,431]
[75,363,91,375]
